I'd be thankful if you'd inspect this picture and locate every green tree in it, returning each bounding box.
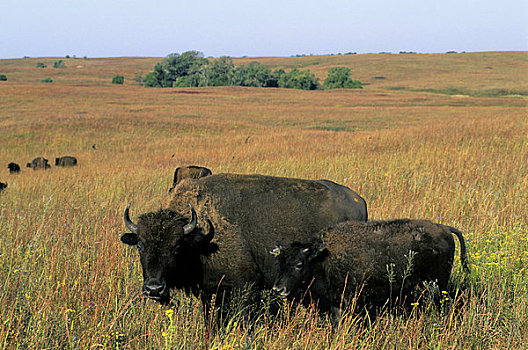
[0,74,7,81]
[233,62,274,87]
[324,67,362,89]
[144,51,209,87]
[278,68,319,90]
[206,56,235,86]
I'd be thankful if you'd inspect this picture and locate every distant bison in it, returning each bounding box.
[121,173,368,310]
[55,156,77,167]
[26,157,50,170]
[8,163,20,174]
[168,165,212,193]
[272,219,470,320]
[0,182,6,193]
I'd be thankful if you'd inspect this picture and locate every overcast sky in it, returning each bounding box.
[2,0,527,58]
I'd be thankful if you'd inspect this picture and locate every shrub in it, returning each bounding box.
[36,62,47,68]
[206,56,235,86]
[278,68,319,90]
[233,62,275,87]
[41,77,53,83]
[53,60,66,68]
[0,74,7,81]
[324,67,363,89]
[112,74,124,84]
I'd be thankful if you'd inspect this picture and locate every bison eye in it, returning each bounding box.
[173,244,181,255]
[295,262,303,270]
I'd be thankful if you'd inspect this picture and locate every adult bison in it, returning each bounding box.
[272,219,470,321]
[8,163,20,174]
[121,173,368,307]
[55,156,77,167]
[26,157,50,170]
[168,165,212,193]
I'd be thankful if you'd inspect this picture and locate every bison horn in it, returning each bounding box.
[124,203,138,234]
[183,205,197,234]
[204,219,215,243]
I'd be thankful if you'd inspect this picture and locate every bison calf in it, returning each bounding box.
[8,163,20,174]
[272,219,469,319]
[26,157,50,170]
[168,165,212,193]
[55,156,77,167]
[0,182,6,193]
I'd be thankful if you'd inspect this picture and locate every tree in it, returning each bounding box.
[324,67,362,89]
[144,51,209,88]
[206,56,235,86]
[278,68,319,90]
[233,62,274,87]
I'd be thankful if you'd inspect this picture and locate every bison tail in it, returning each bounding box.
[448,226,470,274]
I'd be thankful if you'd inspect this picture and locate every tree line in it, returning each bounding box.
[143,51,362,90]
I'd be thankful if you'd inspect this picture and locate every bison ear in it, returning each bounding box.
[121,233,138,246]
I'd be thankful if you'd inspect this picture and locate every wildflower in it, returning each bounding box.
[411,302,419,307]
[165,309,174,317]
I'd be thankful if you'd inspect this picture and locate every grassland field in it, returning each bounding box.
[0,51,527,349]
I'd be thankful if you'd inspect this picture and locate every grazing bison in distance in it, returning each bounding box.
[168,165,212,193]
[272,219,470,320]
[55,156,77,167]
[26,157,50,170]
[121,173,368,309]
[8,163,20,174]
[0,182,6,193]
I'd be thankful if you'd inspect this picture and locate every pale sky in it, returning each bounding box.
[1,0,527,58]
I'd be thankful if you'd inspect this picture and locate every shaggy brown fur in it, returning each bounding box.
[122,173,368,306]
[168,165,212,192]
[273,219,469,317]
[55,156,77,167]
[26,157,50,170]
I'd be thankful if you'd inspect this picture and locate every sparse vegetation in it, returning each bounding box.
[0,52,527,348]
[40,77,53,83]
[0,74,7,81]
[53,60,66,68]
[36,62,47,68]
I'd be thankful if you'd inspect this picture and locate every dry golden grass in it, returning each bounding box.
[0,52,527,348]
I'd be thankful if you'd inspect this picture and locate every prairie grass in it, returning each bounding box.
[0,52,527,348]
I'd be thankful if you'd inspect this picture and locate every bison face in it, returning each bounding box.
[121,204,217,304]
[272,241,328,299]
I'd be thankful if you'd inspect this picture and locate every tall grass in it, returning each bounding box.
[0,52,527,348]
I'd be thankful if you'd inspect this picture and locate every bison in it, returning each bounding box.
[121,173,368,311]
[0,182,6,193]
[8,163,20,174]
[55,156,77,167]
[168,165,212,193]
[272,219,470,321]
[26,157,50,170]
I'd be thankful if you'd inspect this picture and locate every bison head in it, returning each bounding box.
[121,204,217,304]
[271,241,328,299]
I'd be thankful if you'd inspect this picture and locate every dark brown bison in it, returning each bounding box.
[168,165,212,193]
[8,163,20,174]
[26,157,50,170]
[0,182,6,193]
[121,173,368,308]
[55,156,77,167]
[272,219,469,320]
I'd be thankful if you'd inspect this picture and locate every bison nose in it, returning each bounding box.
[143,281,167,298]
[272,285,290,298]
